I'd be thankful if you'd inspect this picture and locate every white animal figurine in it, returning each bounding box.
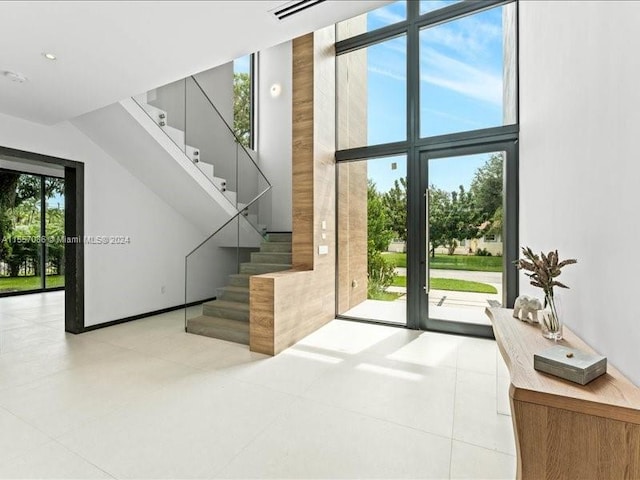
[513,295,542,323]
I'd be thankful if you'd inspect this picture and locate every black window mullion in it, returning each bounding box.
[40,175,46,290]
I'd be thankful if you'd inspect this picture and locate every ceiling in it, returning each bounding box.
[0,0,389,125]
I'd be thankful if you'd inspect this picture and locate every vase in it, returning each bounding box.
[540,294,562,341]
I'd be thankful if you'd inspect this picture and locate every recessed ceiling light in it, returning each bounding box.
[43,53,57,60]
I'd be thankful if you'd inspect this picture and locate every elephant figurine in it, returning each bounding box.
[513,295,542,323]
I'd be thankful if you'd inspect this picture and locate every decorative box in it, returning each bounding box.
[533,345,607,385]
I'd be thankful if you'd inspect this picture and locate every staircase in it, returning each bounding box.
[131,90,267,236]
[186,232,292,344]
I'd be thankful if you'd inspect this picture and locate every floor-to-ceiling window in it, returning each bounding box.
[336,0,518,336]
[0,170,65,295]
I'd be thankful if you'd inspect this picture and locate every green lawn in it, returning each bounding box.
[383,253,501,272]
[369,291,402,301]
[0,275,65,292]
[391,275,497,294]
[383,252,406,268]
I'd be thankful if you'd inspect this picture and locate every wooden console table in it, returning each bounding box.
[486,307,640,480]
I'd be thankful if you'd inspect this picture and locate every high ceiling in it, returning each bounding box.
[0,1,388,124]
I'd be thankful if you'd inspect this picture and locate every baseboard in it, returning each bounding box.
[0,285,65,298]
[79,297,216,333]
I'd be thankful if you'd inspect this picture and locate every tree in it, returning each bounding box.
[233,72,251,148]
[428,185,479,256]
[0,171,21,267]
[367,180,396,297]
[0,174,65,277]
[367,180,394,253]
[382,177,407,242]
[470,153,503,235]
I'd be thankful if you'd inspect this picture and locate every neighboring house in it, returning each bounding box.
[433,235,503,256]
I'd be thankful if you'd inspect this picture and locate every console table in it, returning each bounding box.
[486,307,640,480]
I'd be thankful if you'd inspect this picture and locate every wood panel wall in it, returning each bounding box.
[250,27,336,355]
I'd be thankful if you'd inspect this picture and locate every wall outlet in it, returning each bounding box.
[318,245,329,255]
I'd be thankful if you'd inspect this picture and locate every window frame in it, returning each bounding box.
[334,0,520,331]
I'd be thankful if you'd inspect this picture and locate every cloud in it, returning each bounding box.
[368,65,406,82]
[420,47,502,105]
[421,107,484,128]
[421,8,503,60]
[369,6,405,25]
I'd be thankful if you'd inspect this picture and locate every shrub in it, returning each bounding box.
[476,248,492,257]
[368,250,396,298]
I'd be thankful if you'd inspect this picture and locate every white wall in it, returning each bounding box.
[0,111,223,326]
[258,41,293,232]
[519,1,640,385]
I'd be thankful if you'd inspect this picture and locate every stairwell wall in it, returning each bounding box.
[0,111,224,327]
[257,41,293,232]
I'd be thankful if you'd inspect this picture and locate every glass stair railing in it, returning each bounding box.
[130,72,275,341]
[132,75,271,238]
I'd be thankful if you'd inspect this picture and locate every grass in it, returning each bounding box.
[368,291,402,301]
[383,252,502,272]
[391,275,497,294]
[0,275,65,292]
[383,252,407,268]
[430,254,502,272]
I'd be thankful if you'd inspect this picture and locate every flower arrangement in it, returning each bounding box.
[515,247,577,338]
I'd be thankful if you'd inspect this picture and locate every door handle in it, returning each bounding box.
[425,188,430,295]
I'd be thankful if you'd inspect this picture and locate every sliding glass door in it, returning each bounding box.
[0,170,65,295]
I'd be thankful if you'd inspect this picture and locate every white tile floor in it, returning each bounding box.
[0,292,516,479]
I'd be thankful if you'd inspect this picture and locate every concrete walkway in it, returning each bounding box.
[394,267,501,285]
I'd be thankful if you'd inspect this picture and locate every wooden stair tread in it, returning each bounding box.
[203,299,249,311]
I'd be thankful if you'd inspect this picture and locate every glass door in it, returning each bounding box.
[419,144,517,336]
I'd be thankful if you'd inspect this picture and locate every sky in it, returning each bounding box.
[234,55,251,75]
[357,0,509,193]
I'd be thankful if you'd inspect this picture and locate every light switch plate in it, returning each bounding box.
[318,245,329,255]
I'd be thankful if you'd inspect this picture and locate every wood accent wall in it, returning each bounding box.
[250,27,336,355]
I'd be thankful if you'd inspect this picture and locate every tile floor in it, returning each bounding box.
[0,292,516,479]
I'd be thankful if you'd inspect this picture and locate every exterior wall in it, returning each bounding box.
[337,162,368,312]
[251,27,336,355]
[432,236,503,256]
[519,1,640,385]
[336,15,369,313]
[503,2,517,125]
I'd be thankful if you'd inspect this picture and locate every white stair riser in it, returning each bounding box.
[197,162,215,183]
[137,100,168,127]
[162,125,185,150]
[185,145,200,163]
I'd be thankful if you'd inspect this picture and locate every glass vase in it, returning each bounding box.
[541,294,562,341]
